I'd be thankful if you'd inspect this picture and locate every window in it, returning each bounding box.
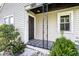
[4,18,9,24]
[0,19,5,25]
[10,16,14,24]
[57,11,73,33]
[60,15,70,31]
[4,16,14,24]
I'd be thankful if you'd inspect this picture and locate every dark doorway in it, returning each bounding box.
[29,16,34,40]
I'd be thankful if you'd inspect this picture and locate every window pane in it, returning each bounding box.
[0,19,5,24]
[5,18,9,24]
[65,18,69,22]
[65,15,69,22]
[10,17,14,24]
[60,16,64,23]
[65,23,70,31]
[60,18,64,23]
[60,24,64,31]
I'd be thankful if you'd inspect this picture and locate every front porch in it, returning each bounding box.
[27,39,53,50]
[26,3,79,50]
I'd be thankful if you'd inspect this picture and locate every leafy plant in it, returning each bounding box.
[0,24,16,51]
[0,24,26,55]
[8,38,26,55]
[50,36,78,56]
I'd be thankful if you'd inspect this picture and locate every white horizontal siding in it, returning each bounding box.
[73,9,79,42]
[0,3,28,43]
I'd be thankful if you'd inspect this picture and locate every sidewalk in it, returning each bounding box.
[19,48,48,56]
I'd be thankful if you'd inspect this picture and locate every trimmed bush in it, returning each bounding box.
[50,37,78,56]
[0,24,17,52]
[0,24,26,55]
[8,38,26,55]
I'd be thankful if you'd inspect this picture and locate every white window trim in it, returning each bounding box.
[3,15,14,25]
[57,10,73,33]
[3,15,14,19]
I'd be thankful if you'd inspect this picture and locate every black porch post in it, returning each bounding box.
[42,3,48,49]
[46,3,48,49]
[42,4,44,48]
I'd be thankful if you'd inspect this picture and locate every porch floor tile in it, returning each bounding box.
[27,39,53,50]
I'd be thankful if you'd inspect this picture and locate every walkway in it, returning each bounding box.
[19,48,48,56]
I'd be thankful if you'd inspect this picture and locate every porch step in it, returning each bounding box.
[27,45,50,55]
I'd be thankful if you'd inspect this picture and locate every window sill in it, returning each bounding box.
[58,31,73,34]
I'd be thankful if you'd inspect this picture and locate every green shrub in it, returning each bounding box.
[0,24,26,55]
[8,38,26,55]
[50,37,78,56]
[0,24,20,40]
[0,24,17,52]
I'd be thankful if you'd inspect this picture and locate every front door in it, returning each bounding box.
[29,16,34,40]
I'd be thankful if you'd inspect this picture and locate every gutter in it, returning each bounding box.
[25,3,43,10]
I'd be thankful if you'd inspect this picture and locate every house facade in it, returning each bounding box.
[0,3,28,43]
[0,3,79,49]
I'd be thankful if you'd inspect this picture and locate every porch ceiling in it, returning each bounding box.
[30,3,79,14]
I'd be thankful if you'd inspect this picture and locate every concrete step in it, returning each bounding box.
[27,45,49,55]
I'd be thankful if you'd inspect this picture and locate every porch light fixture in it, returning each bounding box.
[37,10,40,12]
